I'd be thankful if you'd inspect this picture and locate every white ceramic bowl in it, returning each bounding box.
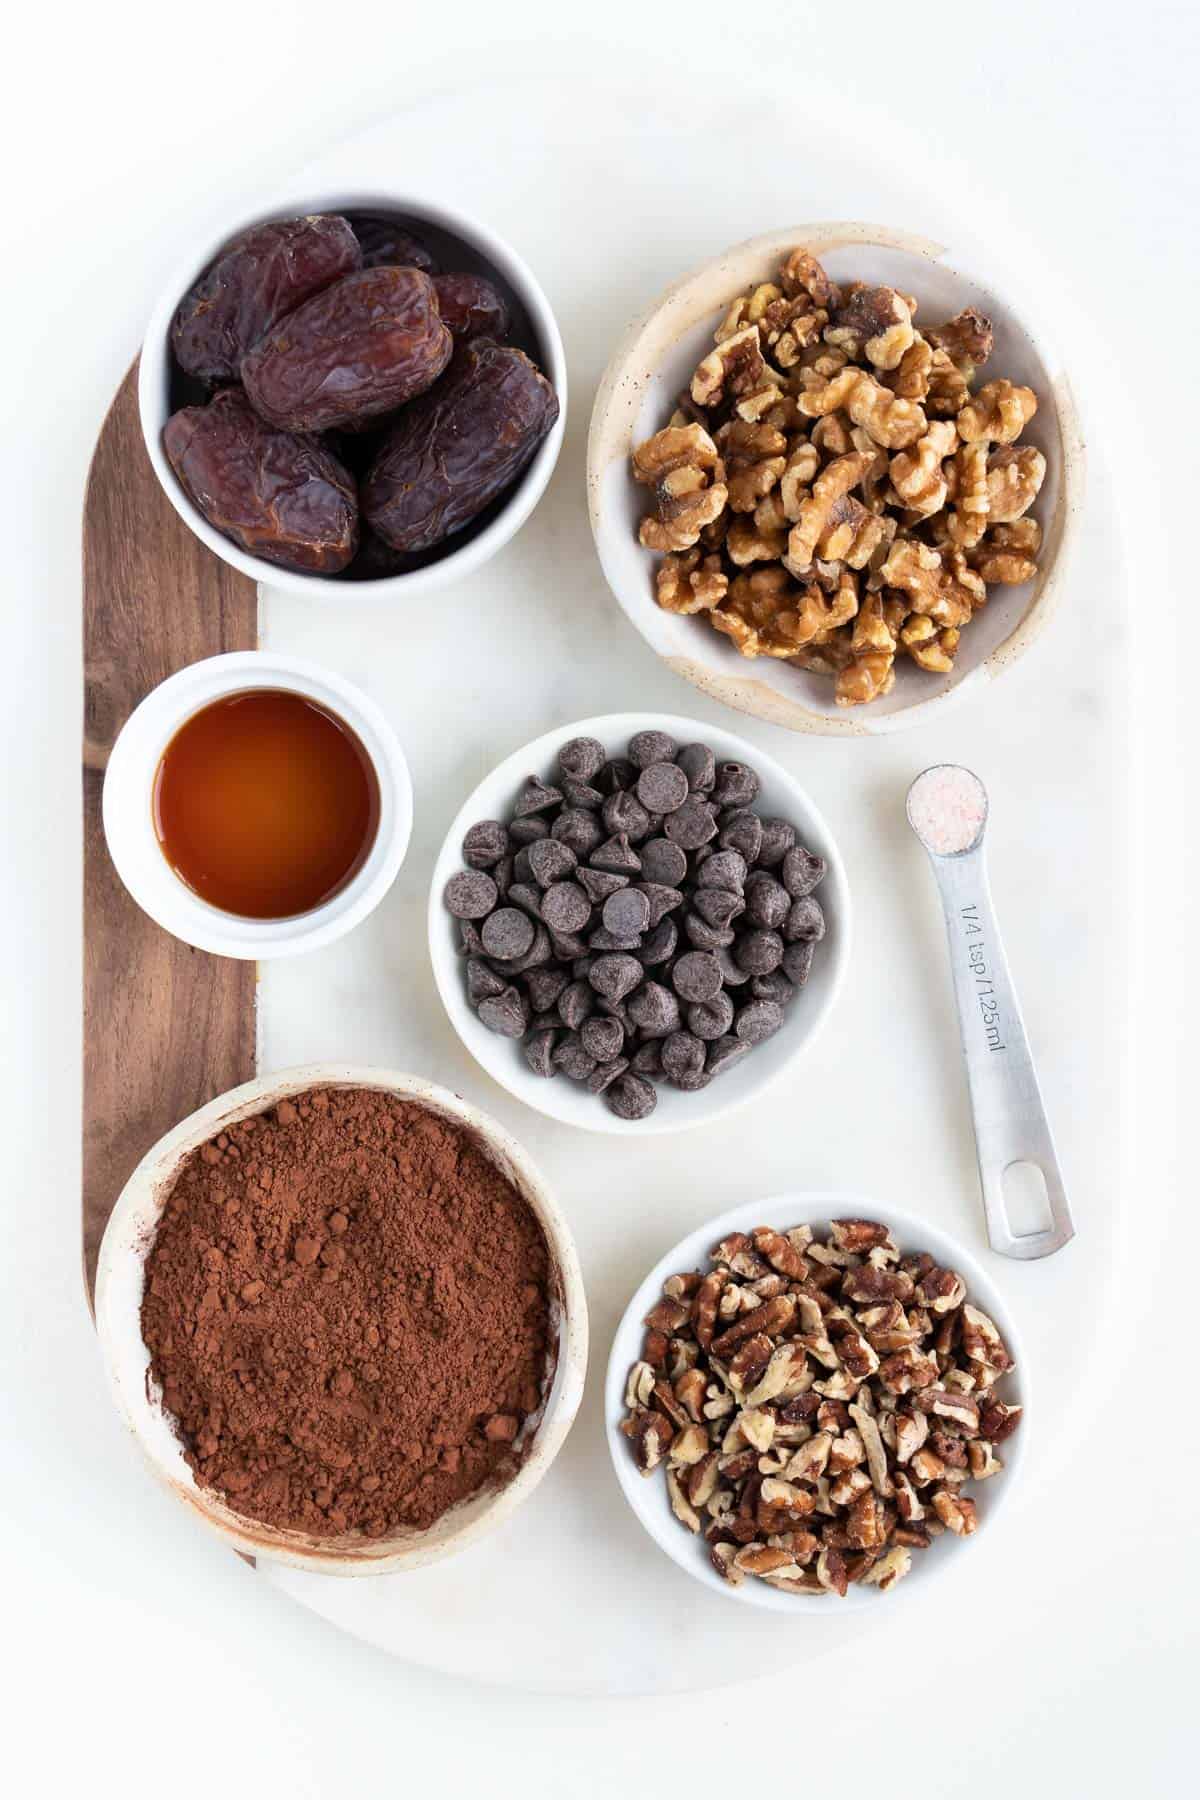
[140,190,567,600]
[428,712,851,1135]
[102,651,412,959]
[95,1065,588,1576]
[588,222,1085,737]
[606,1194,1028,1612]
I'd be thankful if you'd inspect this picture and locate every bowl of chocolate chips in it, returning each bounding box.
[94,1066,587,1574]
[140,191,566,598]
[429,714,851,1134]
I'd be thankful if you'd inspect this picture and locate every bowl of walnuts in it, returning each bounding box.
[140,190,566,599]
[588,223,1084,735]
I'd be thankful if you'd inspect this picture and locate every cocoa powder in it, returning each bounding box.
[140,1088,553,1537]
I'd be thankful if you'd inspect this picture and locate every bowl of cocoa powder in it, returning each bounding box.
[95,1067,587,1573]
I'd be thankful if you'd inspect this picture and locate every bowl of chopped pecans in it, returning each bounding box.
[606,1196,1028,1610]
[587,224,1085,735]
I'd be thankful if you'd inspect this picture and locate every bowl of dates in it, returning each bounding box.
[606,1195,1028,1610]
[587,222,1084,734]
[141,193,566,597]
[428,713,851,1135]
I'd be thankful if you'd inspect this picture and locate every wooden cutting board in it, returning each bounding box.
[81,361,259,1306]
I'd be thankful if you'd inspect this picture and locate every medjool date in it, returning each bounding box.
[349,214,437,274]
[433,272,510,342]
[363,339,559,552]
[241,266,452,432]
[163,388,358,574]
[171,215,360,383]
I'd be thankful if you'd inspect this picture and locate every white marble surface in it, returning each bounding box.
[3,5,1190,1794]
[253,82,1125,1691]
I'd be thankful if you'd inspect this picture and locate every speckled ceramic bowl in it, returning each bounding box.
[94,1065,588,1576]
[588,222,1085,737]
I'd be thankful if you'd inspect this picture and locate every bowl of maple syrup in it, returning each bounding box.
[102,653,412,958]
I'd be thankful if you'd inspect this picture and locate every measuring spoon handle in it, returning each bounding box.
[931,846,1075,1260]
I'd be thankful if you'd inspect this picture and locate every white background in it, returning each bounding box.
[2,2,1194,1794]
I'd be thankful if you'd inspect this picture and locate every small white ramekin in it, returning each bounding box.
[606,1195,1028,1612]
[139,190,567,600]
[428,712,851,1136]
[102,651,412,959]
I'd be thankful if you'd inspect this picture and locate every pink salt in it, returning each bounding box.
[906,765,987,856]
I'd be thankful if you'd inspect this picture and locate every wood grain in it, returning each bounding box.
[82,361,259,1306]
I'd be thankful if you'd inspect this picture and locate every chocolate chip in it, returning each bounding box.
[758,818,796,867]
[526,967,568,1013]
[540,881,591,934]
[598,758,636,793]
[462,820,508,868]
[672,952,723,1002]
[506,882,544,918]
[587,1056,630,1094]
[675,742,715,792]
[507,815,550,847]
[598,996,632,1033]
[561,779,605,810]
[466,957,507,1003]
[588,953,643,1002]
[782,939,816,986]
[557,980,594,1029]
[605,1072,658,1120]
[531,1010,561,1034]
[515,775,562,817]
[553,1036,598,1081]
[707,1034,751,1077]
[784,896,826,942]
[577,865,628,904]
[512,847,535,883]
[712,760,760,807]
[683,912,734,951]
[698,849,748,891]
[637,918,678,966]
[602,789,651,841]
[458,920,484,955]
[744,873,790,929]
[527,838,577,888]
[718,809,762,865]
[628,729,677,769]
[688,990,735,1040]
[591,833,642,876]
[734,929,784,975]
[444,870,498,919]
[669,1067,711,1093]
[493,854,514,897]
[716,944,751,987]
[691,887,744,931]
[638,882,684,928]
[524,1029,558,1077]
[558,736,606,782]
[639,837,688,886]
[636,761,689,814]
[588,926,641,953]
[581,1015,624,1062]
[572,955,595,979]
[549,928,588,960]
[661,1031,706,1080]
[751,971,795,1007]
[735,998,784,1044]
[603,887,651,937]
[782,845,827,897]
[477,986,528,1038]
[630,1040,664,1077]
[502,923,553,973]
[481,907,536,961]
[552,808,604,857]
[627,980,681,1037]
[664,796,718,850]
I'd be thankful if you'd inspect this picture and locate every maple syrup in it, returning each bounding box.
[153,689,380,919]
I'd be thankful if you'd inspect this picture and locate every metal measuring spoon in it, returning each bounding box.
[906,765,1075,1260]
